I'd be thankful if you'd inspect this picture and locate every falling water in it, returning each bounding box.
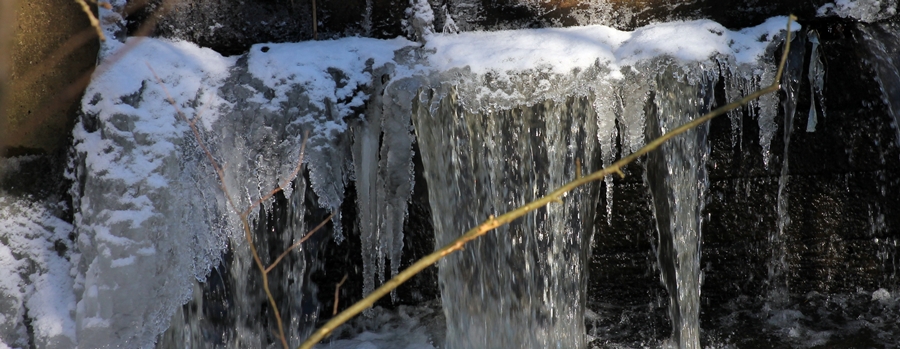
[858,21,900,147]
[410,83,601,349]
[766,32,806,307]
[643,64,714,349]
[18,8,877,348]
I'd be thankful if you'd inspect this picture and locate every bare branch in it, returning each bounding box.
[265,213,333,274]
[333,274,349,315]
[75,0,106,41]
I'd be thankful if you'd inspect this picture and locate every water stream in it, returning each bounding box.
[412,88,600,349]
[643,65,714,349]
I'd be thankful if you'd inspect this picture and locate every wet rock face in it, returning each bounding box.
[127,0,898,56]
[129,0,410,55]
[128,0,316,55]
[589,19,900,342]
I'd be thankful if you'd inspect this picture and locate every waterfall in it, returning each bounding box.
[410,84,601,349]
[644,65,714,349]
[767,31,807,308]
[400,18,792,347]
[858,21,900,148]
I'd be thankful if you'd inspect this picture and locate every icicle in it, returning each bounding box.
[352,89,382,303]
[722,63,754,152]
[354,66,416,303]
[807,29,826,132]
[757,63,779,169]
[380,80,416,301]
[594,85,618,225]
[616,71,651,154]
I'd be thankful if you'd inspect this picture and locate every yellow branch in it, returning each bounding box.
[298,15,797,349]
[75,0,105,41]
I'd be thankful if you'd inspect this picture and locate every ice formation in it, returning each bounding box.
[806,30,826,133]
[816,0,899,23]
[1,10,802,349]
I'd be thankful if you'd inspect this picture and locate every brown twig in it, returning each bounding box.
[312,0,318,40]
[297,14,798,349]
[333,274,349,315]
[0,0,11,157]
[265,213,333,274]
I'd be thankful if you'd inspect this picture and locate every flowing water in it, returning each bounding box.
[412,88,600,349]
[643,65,714,349]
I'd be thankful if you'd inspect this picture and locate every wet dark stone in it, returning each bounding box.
[586,18,900,343]
[127,0,410,55]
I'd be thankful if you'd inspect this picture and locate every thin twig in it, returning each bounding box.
[75,0,106,41]
[333,274,349,315]
[312,0,318,40]
[266,213,334,274]
[297,15,798,349]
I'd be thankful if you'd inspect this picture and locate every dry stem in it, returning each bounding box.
[75,0,105,41]
[297,14,798,349]
[333,274,349,315]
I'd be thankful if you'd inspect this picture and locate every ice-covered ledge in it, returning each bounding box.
[66,17,796,348]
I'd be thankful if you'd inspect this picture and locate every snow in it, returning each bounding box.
[0,170,77,349]
[421,16,797,76]
[247,37,412,115]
